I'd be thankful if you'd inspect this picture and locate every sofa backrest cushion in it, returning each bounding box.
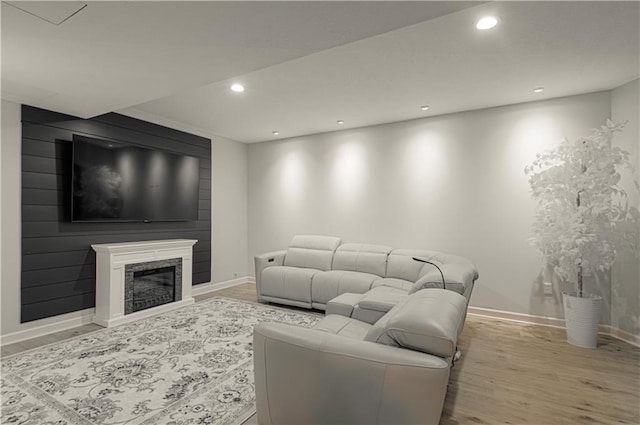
[332,243,393,277]
[385,249,434,282]
[284,235,342,271]
[408,251,479,296]
[364,289,467,358]
[409,263,477,296]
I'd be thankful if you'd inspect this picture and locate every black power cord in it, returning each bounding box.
[412,257,446,290]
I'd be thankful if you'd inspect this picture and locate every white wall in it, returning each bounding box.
[248,91,612,320]
[209,130,249,283]
[611,79,640,337]
[1,100,27,335]
[0,102,248,337]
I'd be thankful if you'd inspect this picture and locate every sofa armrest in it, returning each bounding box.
[364,289,466,358]
[253,322,449,425]
[254,250,286,298]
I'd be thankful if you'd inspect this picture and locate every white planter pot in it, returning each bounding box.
[562,292,602,349]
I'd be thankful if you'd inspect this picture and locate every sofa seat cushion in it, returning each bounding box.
[326,292,365,317]
[365,289,467,358]
[366,285,412,297]
[358,288,410,313]
[351,286,410,324]
[261,266,321,303]
[312,270,378,305]
[410,278,466,296]
[371,278,414,292]
[313,315,372,340]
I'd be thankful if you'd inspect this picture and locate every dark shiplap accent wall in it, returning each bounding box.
[21,105,211,322]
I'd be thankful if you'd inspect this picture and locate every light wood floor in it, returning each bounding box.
[3,283,639,424]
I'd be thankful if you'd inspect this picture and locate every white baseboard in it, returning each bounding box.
[1,308,96,346]
[468,306,640,347]
[191,277,253,296]
[602,325,640,347]
[468,306,567,329]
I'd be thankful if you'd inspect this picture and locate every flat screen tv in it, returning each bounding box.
[71,134,200,222]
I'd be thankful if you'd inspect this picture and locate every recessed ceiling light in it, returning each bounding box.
[337,120,345,125]
[533,87,545,93]
[230,83,245,92]
[476,16,498,30]
[272,131,279,136]
[420,105,430,111]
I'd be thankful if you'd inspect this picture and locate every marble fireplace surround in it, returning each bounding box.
[92,239,197,327]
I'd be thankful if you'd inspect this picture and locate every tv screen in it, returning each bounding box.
[71,135,200,222]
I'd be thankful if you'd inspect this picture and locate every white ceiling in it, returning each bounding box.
[3,1,639,143]
[1,1,475,117]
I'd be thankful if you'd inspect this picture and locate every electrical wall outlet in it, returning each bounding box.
[543,281,553,295]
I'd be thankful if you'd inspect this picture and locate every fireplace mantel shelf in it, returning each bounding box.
[92,239,197,254]
[92,239,197,328]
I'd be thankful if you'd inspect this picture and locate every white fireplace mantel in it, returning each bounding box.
[92,239,197,327]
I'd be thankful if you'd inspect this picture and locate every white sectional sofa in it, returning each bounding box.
[254,235,479,311]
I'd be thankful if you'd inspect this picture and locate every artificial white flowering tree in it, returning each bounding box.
[525,120,639,297]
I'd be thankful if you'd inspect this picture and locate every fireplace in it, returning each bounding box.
[132,267,175,312]
[92,239,197,327]
[125,259,182,314]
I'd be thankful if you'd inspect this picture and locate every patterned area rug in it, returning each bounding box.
[1,297,319,425]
